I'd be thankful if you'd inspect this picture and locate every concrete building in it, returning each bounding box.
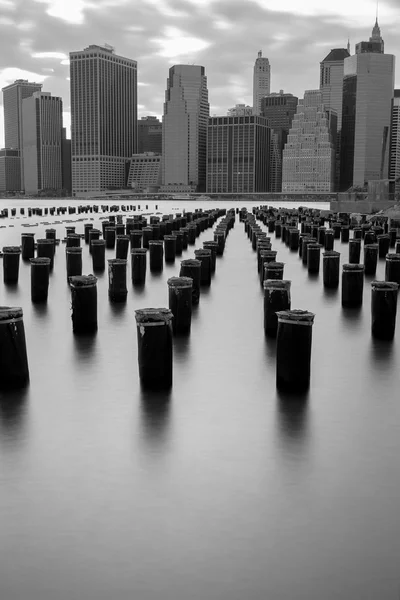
[0,149,21,192]
[138,116,162,154]
[207,115,270,194]
[61,127,72,195]
[253,51,270,116]
[127,152,161,191]
[282,90,335,193]
[261,91,298,192]
[389,90,400,196]
[1,79,43,190]
[227,104,253,117]
[22,92,63,194]
[70,44,137,195]
[340,22,395,190]
[162,65,209,193]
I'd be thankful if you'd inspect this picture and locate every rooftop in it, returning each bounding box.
[322,48,350,62]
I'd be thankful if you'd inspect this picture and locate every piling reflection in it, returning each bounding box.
[109,300,127,319]
[276,389,309,452]
[0,388,29,449]
[73,332,98,365]
[31,302,49,319]
[139,388,172,452]
[369,338,396,375]
[263,335,277,367]
[173,333,191,365]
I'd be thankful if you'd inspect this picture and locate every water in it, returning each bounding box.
[1,200,400,600]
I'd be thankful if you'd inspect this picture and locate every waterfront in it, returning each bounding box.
[1,200,400,600]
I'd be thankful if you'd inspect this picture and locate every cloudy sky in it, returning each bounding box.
[0,0,399,146]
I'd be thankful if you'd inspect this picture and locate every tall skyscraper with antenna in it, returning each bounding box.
[340,21,394,190]
[253,51,271,116]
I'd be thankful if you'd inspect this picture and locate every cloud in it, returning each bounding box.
[0,0,399,147]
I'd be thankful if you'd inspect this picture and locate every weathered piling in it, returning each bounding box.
[324,229,334,251]
[149,240,164,272]
[323,251,340,288]
[172,231,183,256]
[214,231,225,255]
[21,233,35,260]
[105,226,116,249]
[179,259,201,305]
[91,239,105,271]
[385,253,400,284]
[194,249,212,286]
[371,281,398,340]
[164,235,177,263]
[364,231,376,245]
[88,229,101,254]
[342,264,364,307]
[348,238,361,264]
[45,228,56,241]
[84,223,93,244]
[332,223,341,239]
[377,234,390,259]
[363,244,379,276]
[167,277,193,334]
[298,234,310,258]
[116,235,130,260]
[130,231,142,249]
[341,226,350,243]
[302,237,316,265]
[30,257,50,302]
[108,259,128,301]
[263,280,291,337]
[289,228,300,251]
[131,248,147,284]
[66,234,81,248]
[37,238,55,269]
[142,227,153,249]
[69,275,98,333]
[307,243,322,274]
[389,228,397,248]
[66,247,83,280]
[0,307,29,390]
[353,228,362,240]
[2,247,21,283]
[203,241,218,273]
[265,261,284,281]
[135,308,173,390]
[276,309,315,392]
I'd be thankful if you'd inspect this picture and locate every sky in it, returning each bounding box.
[0,0,399,146]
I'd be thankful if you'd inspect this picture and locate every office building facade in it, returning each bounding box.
[162,65,209,193]
[138,116,162,154]
[61,127,72,194]
[0,149,21,192]
[127,152,161,190]
[389,90,400,196]
[22,92,63,194]
[1,79,43,190]
[253,51,270,116]
[70,44,137,195]
[282,90,335,193]
[207,115,270,194]
[340,23,394,190]
[261,91,298,192]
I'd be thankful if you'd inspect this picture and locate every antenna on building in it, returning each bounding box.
[376,0,379,21]
[258,50,262,58]
[347,37,351,54]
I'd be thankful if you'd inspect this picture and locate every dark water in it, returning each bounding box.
[1,201,400,600]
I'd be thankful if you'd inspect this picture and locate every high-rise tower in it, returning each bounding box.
[340,22,394,190]
[162,65,209,193]
[253,51,271,116]
[1,79,43,189]
[69,44,137,196]
[282,90,336,193]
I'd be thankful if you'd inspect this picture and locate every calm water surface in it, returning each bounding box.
[1,199,400,600]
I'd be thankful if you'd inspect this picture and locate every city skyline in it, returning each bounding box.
[0,0,399,148]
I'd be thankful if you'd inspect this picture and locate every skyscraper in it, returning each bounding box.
[320,48,350,190]
[61,127,72,195]
[282,90,335,193]
[355,19,384,54]
[162,65,209,193]
[340,22,394,190]
[0,149,20,192]
[70,44,137,195]
[138,116,162,154]
[207,115,270,193]
[389,90,400,196]
[261,91,298,192]
[227,104,253,117]
[22,92,63,194]
[253,51,271,116]
[1,79,43,189]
